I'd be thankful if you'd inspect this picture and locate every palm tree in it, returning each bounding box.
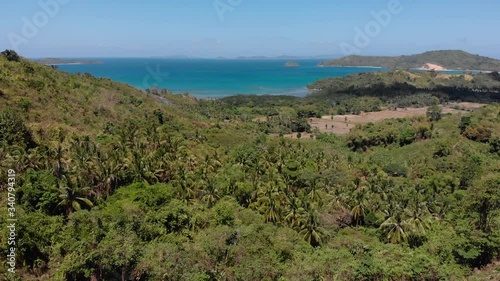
[284,196,304,228]
[380,211,410,244]
[127,143,157,184]
[47,141,67,179]
[199,154,221,179]
[172,165,195,203]
[298,206,325,247]
[350,201,366,226]
[69,135,97,185]
[313,151,327,172]
[93,150,123,199]
[254,181,283,224]
[47,128,69,179]
[404,200,434,236]
[117,122,140,148]
[350,182,369,226]
[199,175,220,207]
[325,190,349,212]
[5,144,31,171]
[306,176,325,205]
[184,152,198,172]
[153,154,174,182]
[57,176,93,216]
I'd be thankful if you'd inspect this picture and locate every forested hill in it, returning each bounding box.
[308,69,500,104]
[0,52,192,134]
[319,50,500,71]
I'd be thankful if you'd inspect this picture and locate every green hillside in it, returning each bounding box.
[1,51,499,281]
[0,54,195,134]
[319,50,500,71]
[308,69,500,106]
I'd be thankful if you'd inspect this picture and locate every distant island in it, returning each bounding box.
[284,61,300,67]
[229,54,342,60]
[236,56,269,60]
[319,50,500,71]
[32,58,103,65]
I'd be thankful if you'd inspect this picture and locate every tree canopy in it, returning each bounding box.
[1,54,499,280]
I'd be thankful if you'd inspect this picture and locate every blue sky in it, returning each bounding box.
[1,0,499,58]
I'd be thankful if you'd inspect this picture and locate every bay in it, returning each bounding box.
[57,58,386,98]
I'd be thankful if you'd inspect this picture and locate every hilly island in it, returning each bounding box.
[1,48,500,281]
[319,50,500,71]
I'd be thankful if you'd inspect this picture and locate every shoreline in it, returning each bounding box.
[411,67,493,73]
[47,62,90,65]
[321,66,492,73]
[339,65,384,69]
[141,86,311,100]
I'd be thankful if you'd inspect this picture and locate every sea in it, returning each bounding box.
[57,58,387,98]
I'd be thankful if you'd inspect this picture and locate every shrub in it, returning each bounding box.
[490,71,500,81]
[399,127,417,146]
[18,169,59,215]
[213,199,238,226]
[0,110,36,148]
[463,125,492,143]
[489,137,500,154]
[19,98,32,111]
[459,116,472,133]
[1,49,21,62]
[27,80,45,91]
[426,105,442,122]
[383,163,408,177]
[434,140,452,158]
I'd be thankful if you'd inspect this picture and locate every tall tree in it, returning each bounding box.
[57,176,94,216]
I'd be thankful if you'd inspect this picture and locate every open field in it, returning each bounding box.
[285,102,487,138]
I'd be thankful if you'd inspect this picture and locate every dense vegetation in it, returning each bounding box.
[1,52,499,280]
[319,50,500,71]
[200,70,500,136]
[308,70,500,107]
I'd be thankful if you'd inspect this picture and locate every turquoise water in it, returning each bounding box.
[57,58,386,97]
